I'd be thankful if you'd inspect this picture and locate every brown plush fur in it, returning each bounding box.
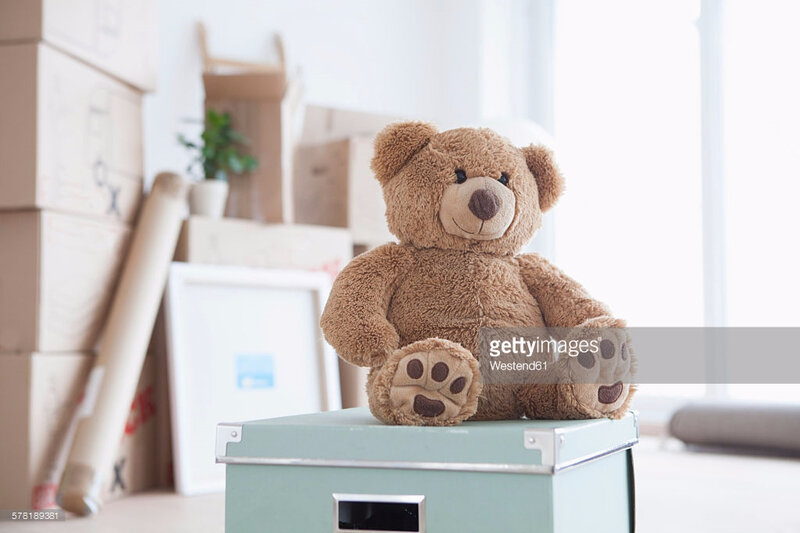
[321,122,635,425]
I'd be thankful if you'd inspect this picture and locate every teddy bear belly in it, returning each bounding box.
[388,277,545,356]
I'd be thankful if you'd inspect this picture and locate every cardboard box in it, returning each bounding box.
[0,0,157,91]
[338,359,368,409]
[203,72,304,223]
[294,136,394,247]
[0,43,143,223]
[174,216,351,280]
[221,409,637,532]
[353,244,373,257]
[0,352,160,509]
[0,210,131,353]
[301,105,403,145]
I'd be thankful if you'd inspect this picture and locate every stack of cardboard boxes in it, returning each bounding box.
[0,0,162,509]
[172,43,403,408]
[0,6,425,509]
[174,102,404,409]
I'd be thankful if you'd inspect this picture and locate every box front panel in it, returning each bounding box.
[37,43,143,222]
[294,140,350,229]
[226,465,554,533]
[38,211,131,352]
[175,218,352,278]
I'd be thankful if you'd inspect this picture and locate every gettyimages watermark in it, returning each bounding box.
[478,327,800,386]
[485,334,602,373]
[488,335,603,358]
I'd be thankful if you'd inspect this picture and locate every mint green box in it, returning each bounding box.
[217,408,638,532]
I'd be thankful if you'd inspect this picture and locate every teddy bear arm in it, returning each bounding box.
[320,244,412,367]
[517,253,614,331]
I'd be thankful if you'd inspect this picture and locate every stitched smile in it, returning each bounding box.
[452,217,482,235]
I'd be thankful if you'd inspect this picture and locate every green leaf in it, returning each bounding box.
[242,155,258,171]
[178,108,257,180]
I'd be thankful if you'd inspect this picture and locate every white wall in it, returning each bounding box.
[144,0,540,187]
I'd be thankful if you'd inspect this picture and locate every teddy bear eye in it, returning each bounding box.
[499,173,510,186]
[455,169,467,184]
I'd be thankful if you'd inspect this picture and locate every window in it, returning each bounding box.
[553,0,704,328]
[722,0,800,402]
[552,0,800,405]
[722,0,800,329]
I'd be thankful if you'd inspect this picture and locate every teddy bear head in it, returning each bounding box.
[371,122,564,255]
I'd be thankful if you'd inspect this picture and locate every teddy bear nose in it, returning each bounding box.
[468,189,501,220]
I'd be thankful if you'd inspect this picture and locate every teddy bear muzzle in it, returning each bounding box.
[438,176,517,241]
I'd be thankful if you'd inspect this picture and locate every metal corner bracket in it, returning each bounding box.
[216,423,243,461]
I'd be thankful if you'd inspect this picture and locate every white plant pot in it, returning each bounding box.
[189,180,229,218]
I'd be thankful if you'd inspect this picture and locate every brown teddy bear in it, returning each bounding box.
[321,122,634,426]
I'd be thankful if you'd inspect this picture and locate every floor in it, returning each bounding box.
[0,492,224,533]
[635,438,800,533]
[3,437,799,532]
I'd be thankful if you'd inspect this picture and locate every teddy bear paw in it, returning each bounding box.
[376,338,482,426]
[560,325,634,419]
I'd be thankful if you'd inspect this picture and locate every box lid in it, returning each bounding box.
[217,408,638,475]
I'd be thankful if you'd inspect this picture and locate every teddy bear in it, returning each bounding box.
[320,122,634,426]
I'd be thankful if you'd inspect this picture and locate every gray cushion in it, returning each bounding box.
[669,402,800,455]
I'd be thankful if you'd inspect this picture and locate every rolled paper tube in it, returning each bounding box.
[58,173,189,515]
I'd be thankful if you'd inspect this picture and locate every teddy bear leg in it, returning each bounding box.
[518,329,635,420]
[469,384,524,421]
[367,338,482,426]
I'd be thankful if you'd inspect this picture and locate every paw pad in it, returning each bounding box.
[449,377,466,394]
[413,394,445,417]
[600,339,615,359]
[385,340,480,424]
[406,359,424,379]
[597,381,623,404]
[577,351,595,369]
[431,362,449,382]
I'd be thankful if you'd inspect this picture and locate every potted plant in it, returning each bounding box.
[178,110,258,218]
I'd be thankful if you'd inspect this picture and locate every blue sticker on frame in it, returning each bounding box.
[236,354,275,390]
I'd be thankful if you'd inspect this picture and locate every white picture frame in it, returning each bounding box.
[164,262,341,495]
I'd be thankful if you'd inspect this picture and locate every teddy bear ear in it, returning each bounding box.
[521,144,565,212]
[371,121,438,185]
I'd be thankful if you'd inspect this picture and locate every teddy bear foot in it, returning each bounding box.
[557,324,634,419]
[371,338,482,426]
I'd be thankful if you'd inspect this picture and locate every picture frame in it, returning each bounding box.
[164,262,341,495]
